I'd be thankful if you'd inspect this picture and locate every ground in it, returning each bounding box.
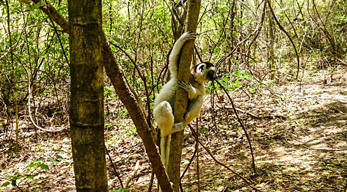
[0,67,346,191]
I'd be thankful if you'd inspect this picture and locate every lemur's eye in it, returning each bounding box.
[198,65,205,71]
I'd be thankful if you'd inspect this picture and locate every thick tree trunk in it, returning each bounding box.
[167,0,201,191]
[68,0,108,191]
[32,0,173,190]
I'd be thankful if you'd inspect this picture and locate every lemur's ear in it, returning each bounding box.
[191,64,202,74]
[192,62,215,73]
[198,64,205,72]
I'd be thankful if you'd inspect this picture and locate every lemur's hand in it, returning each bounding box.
[181,32,197,41]
[178,81,192,92]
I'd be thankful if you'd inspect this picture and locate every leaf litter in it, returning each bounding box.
[1,67,347,191]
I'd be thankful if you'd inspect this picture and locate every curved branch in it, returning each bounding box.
[215,80,256,173]
[110,42,153,131]
[267,0,300,79]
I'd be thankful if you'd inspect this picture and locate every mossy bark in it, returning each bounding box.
[69,0,108,191]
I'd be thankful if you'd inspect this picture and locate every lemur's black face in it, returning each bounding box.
[194,62,216,82]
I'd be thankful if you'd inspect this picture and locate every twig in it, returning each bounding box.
[246,0,267,56]
[196,118,201,192]
[180,146,197,180]
[16,185,24,192]
[179,144,197,192]
[208,6,231,61]
[215,80,256,173]
[22,63,65,132]
[215,19,265,69]
[43,0,70,66]
[147,168,155,192]
[109,41,152,129]
[5,0,19,151]
[105,145,124,188]
[188,125,261,191]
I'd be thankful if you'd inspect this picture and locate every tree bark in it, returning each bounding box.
[32,0,173,190]
[68,0,108,191]
[167,0,201,191]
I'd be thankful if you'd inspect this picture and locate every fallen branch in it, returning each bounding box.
[124,161,141,189]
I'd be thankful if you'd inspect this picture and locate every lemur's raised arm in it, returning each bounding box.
[168,32,196,79]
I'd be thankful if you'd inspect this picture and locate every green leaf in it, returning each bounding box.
[25,174,34,179]
[39,164,50,170]
[28,162,35,168]
[33,1,45,9]
[112,189,128,192]
[234,70,245,77]
[2,181,10,187]
[213,47,221,53]
[11,179,16,186]
[48,158,60,163]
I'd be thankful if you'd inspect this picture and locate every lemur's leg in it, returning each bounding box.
[153,101,185,136]
[154,101,185,171]
[185,96,204,124]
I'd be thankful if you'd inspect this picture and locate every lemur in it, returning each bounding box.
[153,32,216,170]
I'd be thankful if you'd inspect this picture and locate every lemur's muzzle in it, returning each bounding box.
[207,70,216,81]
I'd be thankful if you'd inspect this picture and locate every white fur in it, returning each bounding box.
[153,32,215,180]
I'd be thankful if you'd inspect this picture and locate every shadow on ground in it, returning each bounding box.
[253,101,347,191]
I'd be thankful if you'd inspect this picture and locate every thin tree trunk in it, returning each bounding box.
[229,0,237,72]
[168,0,201,191]
[68,0,108,191]
[5,0,19,152]
[268,1,275,80]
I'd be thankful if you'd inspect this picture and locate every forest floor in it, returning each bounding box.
[1,67,347,192]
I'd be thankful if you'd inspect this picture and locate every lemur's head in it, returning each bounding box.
[192,62,216,84]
